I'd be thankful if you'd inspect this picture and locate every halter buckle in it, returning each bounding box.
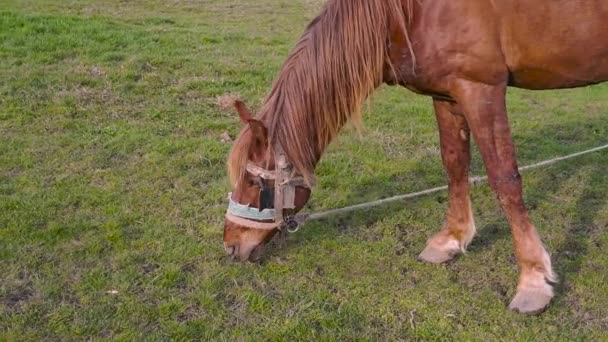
[283,215,300,233]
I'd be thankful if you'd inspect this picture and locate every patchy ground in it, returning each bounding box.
[1,0,608,340]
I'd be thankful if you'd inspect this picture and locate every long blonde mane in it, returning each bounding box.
[229,0,412,186]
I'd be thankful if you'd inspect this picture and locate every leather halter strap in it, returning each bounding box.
[273,144,288,223]
[225,213,281,230]
[246,164,276,180]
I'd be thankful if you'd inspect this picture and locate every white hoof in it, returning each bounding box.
[418,238,461,264]
[508,280,554,315]
[509,262,556,315]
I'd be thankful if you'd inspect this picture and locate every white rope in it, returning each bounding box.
[302,143,608,222]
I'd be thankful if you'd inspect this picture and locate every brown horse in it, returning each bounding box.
[223,0,608,314]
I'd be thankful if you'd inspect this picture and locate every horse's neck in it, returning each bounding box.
[259,0,411,183]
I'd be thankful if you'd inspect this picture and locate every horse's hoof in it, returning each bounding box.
[418,242,459,264]
[508,282,554,315]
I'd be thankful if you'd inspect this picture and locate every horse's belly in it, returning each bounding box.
[501,0,608,89]
[508,61,608,90]
[506,36,608,89]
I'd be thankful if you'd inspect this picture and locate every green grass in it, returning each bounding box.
[1,0,608,340]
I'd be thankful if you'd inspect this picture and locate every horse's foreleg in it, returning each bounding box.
[419,100,476,263]
[454,80,556,315]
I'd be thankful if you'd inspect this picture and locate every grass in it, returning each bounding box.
[1,0,607,340]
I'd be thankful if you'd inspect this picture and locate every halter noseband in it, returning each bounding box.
[225,145,311,231]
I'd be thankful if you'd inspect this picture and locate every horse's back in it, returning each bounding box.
[391,0,608,93]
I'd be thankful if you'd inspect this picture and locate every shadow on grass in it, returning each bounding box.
[552,160,607,298]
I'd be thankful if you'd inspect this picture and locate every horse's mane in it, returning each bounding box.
[229,0,412,187]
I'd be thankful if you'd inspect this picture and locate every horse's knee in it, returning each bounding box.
[488,170,521,189]
[488,171,524,201]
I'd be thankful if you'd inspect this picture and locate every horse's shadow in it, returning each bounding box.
[263,115,608,300]
[549,157,607,296]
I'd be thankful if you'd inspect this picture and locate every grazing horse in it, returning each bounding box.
[223,0,608,314]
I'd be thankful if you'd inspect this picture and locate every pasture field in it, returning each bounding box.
[1,0,608,340]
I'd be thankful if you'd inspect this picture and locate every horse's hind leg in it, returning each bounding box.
[453,80,556,314]
[419,100,476,263]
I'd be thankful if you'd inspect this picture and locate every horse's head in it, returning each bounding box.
[224,101,312,261]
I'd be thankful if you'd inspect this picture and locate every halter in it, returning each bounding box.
[225,144,311,231]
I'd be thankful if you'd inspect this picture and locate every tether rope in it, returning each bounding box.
[289,143,608,230]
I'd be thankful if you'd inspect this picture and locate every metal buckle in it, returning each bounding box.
[283,215,300,233]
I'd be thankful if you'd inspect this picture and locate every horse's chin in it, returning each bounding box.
[247,244,265,262]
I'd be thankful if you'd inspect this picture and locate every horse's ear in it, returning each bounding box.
[248,119,267,146]
[234,100,267,147]
[234,100,253,123]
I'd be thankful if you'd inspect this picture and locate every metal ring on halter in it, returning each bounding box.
[283,216,299,233]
